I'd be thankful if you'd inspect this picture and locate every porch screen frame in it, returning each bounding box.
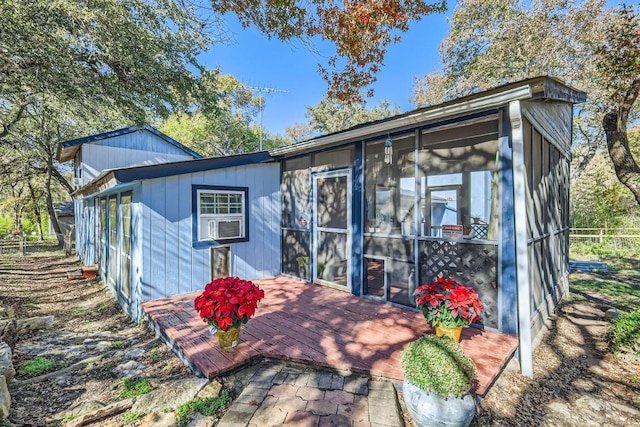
[311,168,353,291]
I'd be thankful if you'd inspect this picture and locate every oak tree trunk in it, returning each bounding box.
[603,78,640,206]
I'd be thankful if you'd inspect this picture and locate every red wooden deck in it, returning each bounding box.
[141,276,518,396]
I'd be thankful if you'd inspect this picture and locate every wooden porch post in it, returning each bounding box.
[509,100,534,378]
[499,109,518,336]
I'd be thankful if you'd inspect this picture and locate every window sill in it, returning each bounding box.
[193,238,247,248]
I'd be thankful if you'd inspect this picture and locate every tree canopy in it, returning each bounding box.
[159,74,286,156]
[286,97,401,142]
[213,0,446,101]
[0,0,212,140]
[412,0,640,205]
[0,0,447,236]
[1,0,447,143]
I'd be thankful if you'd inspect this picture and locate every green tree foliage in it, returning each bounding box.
[571,152,636,228]
[1,0,447,143]
[412,0,640,206]
[571,128,640,227]
[0,0,447,234]
[286,98,401,142]
[0,0,212,140]
[0,99,110,243]
[159,74,285,155]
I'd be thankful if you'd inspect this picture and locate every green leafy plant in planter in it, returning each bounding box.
[401,335,477,427]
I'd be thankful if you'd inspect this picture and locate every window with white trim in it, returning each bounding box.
[195,187,248,243]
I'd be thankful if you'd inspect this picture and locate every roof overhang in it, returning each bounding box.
[269,76,586,158]
[73,151,274,198]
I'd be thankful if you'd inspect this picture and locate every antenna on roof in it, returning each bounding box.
[244,85,289,151]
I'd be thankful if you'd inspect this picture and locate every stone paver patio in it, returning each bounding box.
[219,361,402,427]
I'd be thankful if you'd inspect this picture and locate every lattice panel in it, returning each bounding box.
[471,224,489,240]
[418,240,499,329]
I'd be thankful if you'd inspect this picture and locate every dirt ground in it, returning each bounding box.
[1,253,192,426]
[1,251,639,426]
[473,271,640,426]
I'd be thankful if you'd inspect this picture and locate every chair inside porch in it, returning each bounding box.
[141,276,519,396]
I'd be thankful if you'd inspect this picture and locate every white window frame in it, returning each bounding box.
[196,189,247,242]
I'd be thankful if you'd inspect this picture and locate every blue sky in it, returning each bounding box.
[200,11,451,137]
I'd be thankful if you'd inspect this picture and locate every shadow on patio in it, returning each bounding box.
[141,276,518,396]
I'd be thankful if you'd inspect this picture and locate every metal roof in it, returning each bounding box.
[74,151,274,197]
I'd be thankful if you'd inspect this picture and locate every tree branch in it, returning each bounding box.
[0,102,29,140]
[50,167,74,195]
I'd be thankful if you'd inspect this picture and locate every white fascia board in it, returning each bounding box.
[270,85,533,157]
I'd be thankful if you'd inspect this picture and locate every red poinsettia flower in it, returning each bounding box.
[194,277,265,331]
[413,277,484,328]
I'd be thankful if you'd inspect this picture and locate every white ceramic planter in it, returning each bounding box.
[403,380,475,427]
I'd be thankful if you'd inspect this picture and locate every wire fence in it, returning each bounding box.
[569,228,640,251]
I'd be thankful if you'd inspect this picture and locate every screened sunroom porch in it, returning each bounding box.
[280,114,502,330]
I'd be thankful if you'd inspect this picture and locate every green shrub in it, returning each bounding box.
[0,215,11,235]
[175,390,232,426]
[401,335,475,398]
[120,378,154,399]
[18,356,58,376]
[611,310,640,354]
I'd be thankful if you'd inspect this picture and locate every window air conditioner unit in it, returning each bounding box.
[208,218,243,240]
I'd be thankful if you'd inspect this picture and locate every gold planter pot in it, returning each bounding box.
[216,326,241,349]
[435,323,463,343]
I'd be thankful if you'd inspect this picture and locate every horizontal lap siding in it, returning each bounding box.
[139,163,281,302]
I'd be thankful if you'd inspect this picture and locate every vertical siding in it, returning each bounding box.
[520,107,572,342]
[79,130,196,185]
[137,163,281,302]
[74,199,86,262]
[149,179,168,300]
[140,183,152,303]
[84,199,95,264]
[190,171,209,290]
[131,190,143,322]
[178,175,193,293]
[75,198,96,267]
[521,101,572,156]
[164,176,181,296]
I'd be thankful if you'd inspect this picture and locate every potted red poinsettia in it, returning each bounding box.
[414,277,483,342]
[194,277,265,349]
